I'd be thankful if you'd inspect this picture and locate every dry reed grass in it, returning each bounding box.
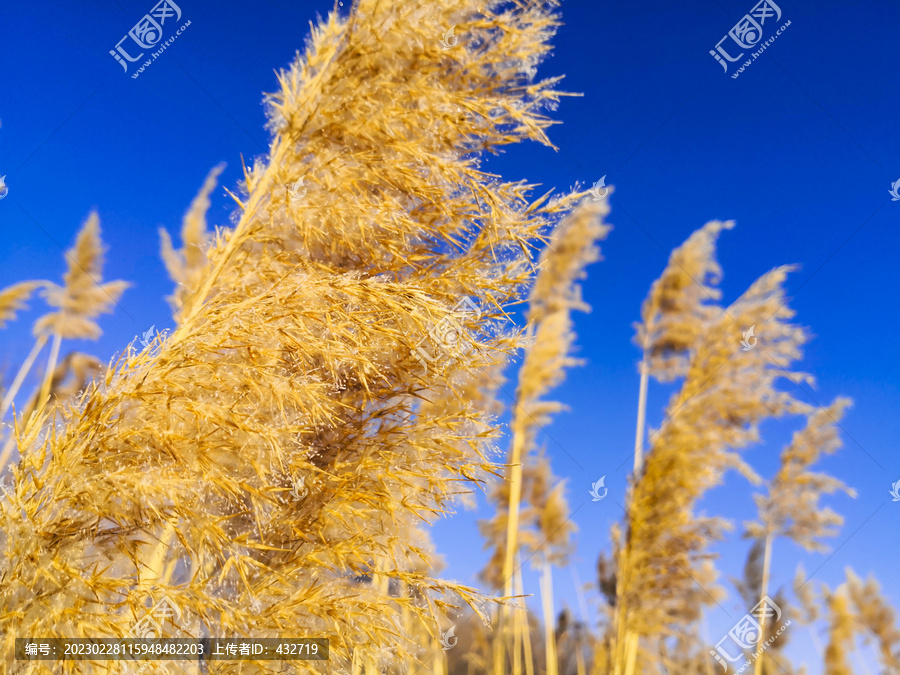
[0,0,585,672]
[0,1,895,674]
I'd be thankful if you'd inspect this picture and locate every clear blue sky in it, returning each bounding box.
[1,1,898,671]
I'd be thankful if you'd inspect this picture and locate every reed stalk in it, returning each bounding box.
[753,532,773,675]
[36,332,61,415]
[516,565,535,675]
[541,560,558,675]
[0,334,46,420]
[632,350,649,475]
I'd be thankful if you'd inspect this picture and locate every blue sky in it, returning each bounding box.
[1,0,898,670]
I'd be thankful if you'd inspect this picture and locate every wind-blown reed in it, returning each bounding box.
[0,0,585,671]
[616,225,816,674]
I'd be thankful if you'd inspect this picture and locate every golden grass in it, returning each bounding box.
[0,0,584,671]
[0,2,895,674]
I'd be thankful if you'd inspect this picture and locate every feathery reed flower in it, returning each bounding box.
[634,220,732,382]
[746,399,856,552]
[30,211,128,423]
[742,399,856,675]
[0,281,41,329]
[0,1,588,670]
[480,199,609,675]
[808,568,900,675]
[630,219,732,473]
[0,216,126,472]
[33,211,129,341]
[824,584,855,675]
[845,569,900,672]
[160,163,225,323]
[615,226,813,674]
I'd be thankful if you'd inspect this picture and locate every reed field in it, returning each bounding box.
[0,1,897,673]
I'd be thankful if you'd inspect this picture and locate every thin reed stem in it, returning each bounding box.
[516,566,534,675]
[496,418,527,675]
[37,332,61,414]
[0,335,47,420]
[402,595,413,673]
[541,560,558,675]
[633,351,649,475]
[492,603,505,675]
[613,570,624,675]
[0,372,44,472]
[571,565,591,627]
[623,631,638,675]
[616,348,650,675]
[808,624,824,658]
[514,591,523,675]
[754,533,773,675]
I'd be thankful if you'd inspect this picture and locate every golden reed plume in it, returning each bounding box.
[0,0,586,671]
